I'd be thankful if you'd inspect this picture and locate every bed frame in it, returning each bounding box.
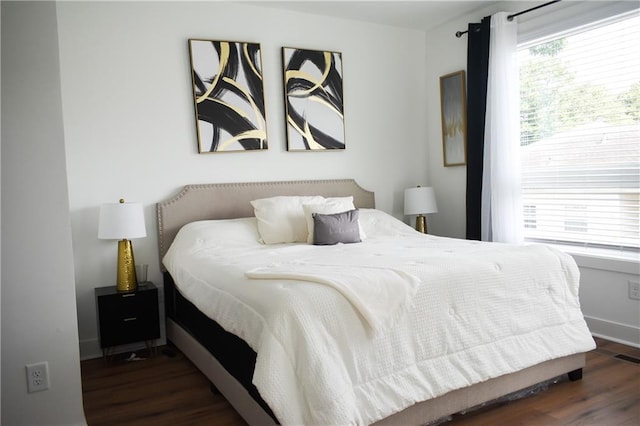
[157,179,585,426]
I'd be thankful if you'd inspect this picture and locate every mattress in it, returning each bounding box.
[163,208,595,426]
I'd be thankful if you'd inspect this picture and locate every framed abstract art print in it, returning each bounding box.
[439,70,467,166]
[188,39,267,153]
[282,47,345,151]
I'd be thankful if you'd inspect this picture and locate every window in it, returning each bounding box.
[518,13,639,251]
[564,205,588,233]
[523,205,537,229]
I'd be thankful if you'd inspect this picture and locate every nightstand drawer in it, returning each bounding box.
[97,291,157,321]
[99,315,159,347]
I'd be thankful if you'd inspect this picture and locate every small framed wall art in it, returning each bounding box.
[282,47,345,151]
[188,39,268,153]
[439,70,467,166]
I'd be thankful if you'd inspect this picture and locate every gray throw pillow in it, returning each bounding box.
[312,209,361,245]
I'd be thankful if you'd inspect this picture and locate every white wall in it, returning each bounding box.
[425,0,640,346]
[1,2,85,424]
[54,1,429,359]
[573,253,640,345]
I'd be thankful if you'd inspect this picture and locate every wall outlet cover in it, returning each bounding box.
[26,361,50,393]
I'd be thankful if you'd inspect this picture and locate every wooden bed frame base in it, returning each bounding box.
[168,319,584,426]
[158,179,587,426]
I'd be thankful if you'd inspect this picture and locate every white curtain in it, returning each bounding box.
[481,12,524,244]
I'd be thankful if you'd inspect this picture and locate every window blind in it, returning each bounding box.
[518,13,639,250]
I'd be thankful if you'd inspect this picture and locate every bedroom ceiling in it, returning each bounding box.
[247,1,498,31]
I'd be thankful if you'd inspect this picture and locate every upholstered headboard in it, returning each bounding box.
[156,179,375,265]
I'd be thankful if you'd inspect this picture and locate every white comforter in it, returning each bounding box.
[246,261,420,335]
[163,209,595,426]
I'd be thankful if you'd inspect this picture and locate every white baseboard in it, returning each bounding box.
[79,338,102,361]
[584,316,640,348]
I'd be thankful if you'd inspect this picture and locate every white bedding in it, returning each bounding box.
[163,209,595,426]
[246,262,419,335]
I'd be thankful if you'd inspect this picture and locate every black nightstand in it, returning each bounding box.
[95,282,160,358]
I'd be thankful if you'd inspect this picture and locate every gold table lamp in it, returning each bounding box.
[404,186,438,234]
[98,199,147,292]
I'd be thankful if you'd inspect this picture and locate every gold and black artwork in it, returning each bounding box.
[282,47,345,151]
[188,39,267,153]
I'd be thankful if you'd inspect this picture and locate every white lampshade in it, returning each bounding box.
[98,200,147,240]
[404,186,438,216]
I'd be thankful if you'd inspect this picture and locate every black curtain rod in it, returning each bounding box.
[456,0,561,38]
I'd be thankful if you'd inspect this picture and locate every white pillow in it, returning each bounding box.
[251,195,324,244]
[303,196,366,243]
[358,208,415,238]
[163,218,262,272]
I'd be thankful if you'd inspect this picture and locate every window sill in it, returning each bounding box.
[542,243,639,275]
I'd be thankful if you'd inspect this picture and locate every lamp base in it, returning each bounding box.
[415,215,427,234]
[117,239,138,292]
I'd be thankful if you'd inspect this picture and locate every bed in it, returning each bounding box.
[157,179,595,426]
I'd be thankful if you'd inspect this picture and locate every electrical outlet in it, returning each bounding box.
[629,281,640,301]
[26,362,49,393]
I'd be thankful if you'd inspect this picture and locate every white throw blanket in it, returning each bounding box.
[163,210,596,426]
[246,263,420,335]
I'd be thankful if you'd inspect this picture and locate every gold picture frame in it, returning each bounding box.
[439,70,467,166]
[282,47,345,151]
[188,39,268,153]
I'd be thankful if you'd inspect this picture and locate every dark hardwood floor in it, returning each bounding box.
[81,337,640,425]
